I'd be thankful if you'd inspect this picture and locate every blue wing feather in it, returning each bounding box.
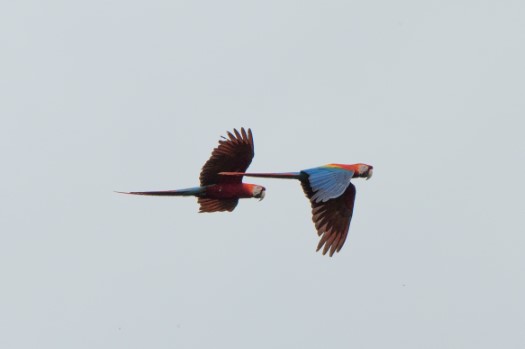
[302,167,354,203]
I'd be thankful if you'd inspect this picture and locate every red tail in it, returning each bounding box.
[219,171,302,179]
[114,186,204,197]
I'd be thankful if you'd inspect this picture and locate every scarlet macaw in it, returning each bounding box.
[117,128,265,212]
[221,163,373,256]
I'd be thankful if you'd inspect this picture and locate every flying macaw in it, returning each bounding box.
[117,128,265,212]
[220,163,373,256]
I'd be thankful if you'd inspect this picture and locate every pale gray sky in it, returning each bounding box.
[1,1,525,348]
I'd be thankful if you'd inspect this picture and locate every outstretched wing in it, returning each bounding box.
[200,128,254,186]
[198,198,239,212]
[301,180,356,257]
[302,166,354,203]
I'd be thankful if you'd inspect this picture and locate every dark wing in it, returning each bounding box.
[198,198,239,212]
[301,179,356,256]
[200,128,254,186]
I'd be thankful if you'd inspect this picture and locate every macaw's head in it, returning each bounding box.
[355,164,374,180]
[252,185,266,201]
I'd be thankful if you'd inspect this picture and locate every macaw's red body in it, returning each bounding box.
[221,163,373,256]
[203,183,264,199]
[117,128,265,212]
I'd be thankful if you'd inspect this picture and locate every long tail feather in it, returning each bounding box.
[219,171,302,179]
[115,186,204,197]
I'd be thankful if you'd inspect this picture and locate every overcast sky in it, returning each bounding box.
[1,1,525,348]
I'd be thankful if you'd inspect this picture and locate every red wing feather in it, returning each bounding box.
[199,128,254,186]
[198,198,239,212]
[300,180,356,256]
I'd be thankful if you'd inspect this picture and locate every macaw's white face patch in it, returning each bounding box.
[253,185,266,200]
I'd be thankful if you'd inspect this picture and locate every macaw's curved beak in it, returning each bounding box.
[366,168,373,180]
[259,190,266,201]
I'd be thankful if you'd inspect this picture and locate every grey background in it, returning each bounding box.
[1,1,524,348]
